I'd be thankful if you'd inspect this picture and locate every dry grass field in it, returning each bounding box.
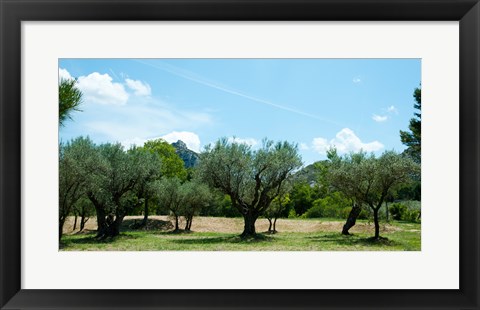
[63,215,406,235]
[61,216,421,251]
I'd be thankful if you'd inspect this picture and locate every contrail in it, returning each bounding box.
[109,68,121,81]
[133,59,342,126]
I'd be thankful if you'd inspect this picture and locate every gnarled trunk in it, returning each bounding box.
[59,220,65,240]
[73,215,78,231]
[342,204,361,235]
[273,217,278,233]
[184,215,193,231]
[173,213,180,232]
[373,208,380,239]
[80,215,88,231]
[141,198,149,226]
[241,213,257,238]
[94,206,107,238]
[111,215,124,237]
[267,218,272,233]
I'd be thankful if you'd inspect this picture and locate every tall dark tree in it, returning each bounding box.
[59,78,83,127]
[400,87,421,162]
[197,138,302,238]
[327,149,420,239]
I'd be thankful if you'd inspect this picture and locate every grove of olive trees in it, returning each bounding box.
[58,62,422,251]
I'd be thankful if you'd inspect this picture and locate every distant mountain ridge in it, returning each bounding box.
[292,161,328,186]
[171,140,200,168]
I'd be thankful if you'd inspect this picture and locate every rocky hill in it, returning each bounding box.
[292,160,329,186]
[171,140,200,168]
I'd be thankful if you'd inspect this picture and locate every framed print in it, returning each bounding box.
[1,0,479,309]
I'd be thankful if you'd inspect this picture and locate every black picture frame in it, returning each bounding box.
[1,0,479,309]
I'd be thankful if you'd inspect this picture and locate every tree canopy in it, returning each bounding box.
[400,87,421,162]
[197,138,302,237]
[59,137,99,239]
[156,177,184,231]
[143,139,188,180]
[327,149,420,239]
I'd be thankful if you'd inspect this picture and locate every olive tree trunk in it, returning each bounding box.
[342,204,361,235]
[141,198,149,226]
[241,213,258,238]
[373,208,380,239]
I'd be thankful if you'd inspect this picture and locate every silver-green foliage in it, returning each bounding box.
[181,180,211,231]
[327,149,420,238]
[155,177,184,231]
[59,137,102,239]
[197,138,302,236]
[60,137,163,238]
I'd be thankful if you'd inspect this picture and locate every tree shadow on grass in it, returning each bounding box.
[307,233,399,247]
[59,232,139,249]
[169,233,274,245]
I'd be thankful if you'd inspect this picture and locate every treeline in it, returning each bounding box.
[198,164,420,223]
[59,137,207,239]
[60,136,420,241]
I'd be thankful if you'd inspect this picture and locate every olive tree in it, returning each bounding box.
[181,180,211,231]
[197,138,302,238]
[328,149,420,239]
[130,146,163,226]
[264,181,292,233]
[84,143,161,238]
[59,137,99,239]
[72,196,95,232]
[156,177,185,232]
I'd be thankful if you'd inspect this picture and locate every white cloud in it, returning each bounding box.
[300,143,310,151]
[387,105,399,114]
[120,137,148,149]
[312,137,329,153]
[353,77,361,83]
[77,72,129,105]
[59,68,73,82]
[160,131,201,152]
[227,137,259,147]
[125,78,152,96]
[372,114,388,122]
[312,128,384,155]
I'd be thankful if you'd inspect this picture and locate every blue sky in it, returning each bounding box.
[59,58,420,166]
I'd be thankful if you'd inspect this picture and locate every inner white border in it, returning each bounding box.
[22,22,459,289]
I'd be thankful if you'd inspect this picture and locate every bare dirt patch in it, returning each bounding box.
[63,215,400,235]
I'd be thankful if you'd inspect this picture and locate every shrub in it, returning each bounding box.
[288,209,298,219]
[304,202,324,218]
[303,192,352,219]
[389,202,421,223]
[389,203,407,220]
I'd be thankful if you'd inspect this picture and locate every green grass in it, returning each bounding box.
[60,220,420,251]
